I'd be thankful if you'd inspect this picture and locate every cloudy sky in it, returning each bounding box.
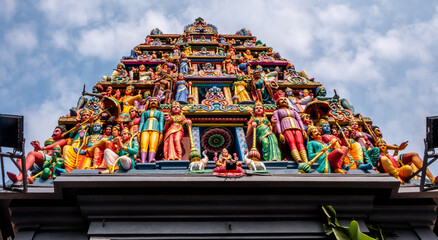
[1,0,438,175]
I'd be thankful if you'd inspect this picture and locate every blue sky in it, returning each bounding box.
[1,0,438,174]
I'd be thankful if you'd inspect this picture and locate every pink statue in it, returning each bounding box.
[163,102,191,160]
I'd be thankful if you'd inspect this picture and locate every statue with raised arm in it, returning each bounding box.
[7,125,67,183]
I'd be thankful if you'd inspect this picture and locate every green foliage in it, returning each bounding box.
[322,204,376,240]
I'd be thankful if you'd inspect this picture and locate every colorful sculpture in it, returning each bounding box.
[232,75,251,103]
[7,125,67,183]
[63,109,93,172]
[247,101,281,161]
[138,97,165,163]
[273,97,308,163]
[100,129,139,174]
[15,18,417,183]
[174,73,190,103]
[163,102,191,160]
[212,148,244,177]
[307,126,348,173]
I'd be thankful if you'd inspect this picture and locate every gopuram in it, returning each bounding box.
[1,18,437,239]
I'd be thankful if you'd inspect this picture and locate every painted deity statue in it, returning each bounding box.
[349,120,380,167]
[339,127,373,170]
[252,71,273,104]
[307,126,348,173]
[138,64,153,83]
[243,49,253,60]
[236,58,251,75]
[232,75,251,102]
[377,139,413,184]
[163,102,192,160]
[78,121,104,169]
[105,125,121,152]
[246,102,281,161]
[273,97,307,163]
[100,129,139,174]
[174,73,190,103]
[372,126,437,183]
[212,148,244,177]
[138,97,165,163]
[315,86,355,114]
[36,145,66,181]
[179,53,191,74]
[222,54,236,74]
[110,63,130,84]
[153,70,172,104]
[120,85,142,116]
[320,121,373,171]
[285,88,304,112]
[7,125,68,183]
[63,109,93,173]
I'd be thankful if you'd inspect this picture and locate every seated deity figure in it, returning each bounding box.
[273,97,307,163]
[63,109,94,172]
[246,101,281,161]
[372,126,437,183]
[319,120,373,171]
[212,148,244,176]
[307,126,348,173]
[284,88,304,112]
[34,145,66,181]
[163,57,177,75]
[105,125,121,152]
[138,64,153,83]
[243,49,253,60]
[7,125,68,183]
[100,129,139,174]
[163,102,192,160]
[338,127,372,169]
[120,85,142,116]
[110,63,130,84]
[349,120,380,168]
[236,58,251,75]
[377,139,413,184]
[315,86,355,114]
[82,121,104,169]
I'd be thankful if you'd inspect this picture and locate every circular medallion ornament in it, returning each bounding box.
[201,128,233,153]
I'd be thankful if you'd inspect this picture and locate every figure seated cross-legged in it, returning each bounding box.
[100,129,139,174]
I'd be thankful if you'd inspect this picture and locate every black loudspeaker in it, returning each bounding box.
[426,116,438,150]
[0,114,24,151]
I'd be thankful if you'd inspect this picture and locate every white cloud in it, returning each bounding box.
[3,24,38,51]
[37,0,103,27]
[0,0,17,21]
